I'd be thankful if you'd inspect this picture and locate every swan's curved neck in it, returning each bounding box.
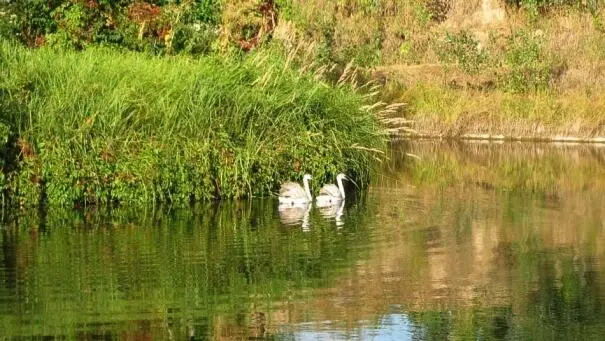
[303,178,312,200]
[337,177,345,199]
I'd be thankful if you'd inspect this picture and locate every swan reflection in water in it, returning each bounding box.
[278,200,346,230]
[278,202,312,231]
[316,200,345,228]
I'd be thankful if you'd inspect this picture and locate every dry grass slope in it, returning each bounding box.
[273,0,605,138]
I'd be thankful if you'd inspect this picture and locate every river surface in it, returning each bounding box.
[1,141,605,340]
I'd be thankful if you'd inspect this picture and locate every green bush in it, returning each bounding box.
[0,122,8,149]
[0,0,221,54]
[340,35,383,67]
[505,0,604,16]
[435,30,489,74]
[502,30,555,93]
[0,121,9,197]
[0,0,58,46]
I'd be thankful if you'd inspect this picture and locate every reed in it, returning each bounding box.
[0,41,386,207]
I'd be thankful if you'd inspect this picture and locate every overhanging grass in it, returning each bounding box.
[0,41,386,206]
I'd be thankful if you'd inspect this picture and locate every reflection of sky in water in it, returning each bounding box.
[292,314,413,340]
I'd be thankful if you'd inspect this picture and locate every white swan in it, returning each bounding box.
[316,173,347,206]
[278,174,313,204]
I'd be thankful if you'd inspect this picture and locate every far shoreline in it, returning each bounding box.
[394,134,605,145]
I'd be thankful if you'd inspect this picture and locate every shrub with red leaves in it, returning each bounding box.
[127,2,162,24]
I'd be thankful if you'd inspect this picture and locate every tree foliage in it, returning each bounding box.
[0,0,222,53]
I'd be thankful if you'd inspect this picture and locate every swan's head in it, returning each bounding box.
[336,173,347,182]
[303,174,313,181]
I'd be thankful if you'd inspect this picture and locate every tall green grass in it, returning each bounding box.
[0,41,385,206]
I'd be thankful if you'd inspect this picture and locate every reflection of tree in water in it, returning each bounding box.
[0,199,373,339]
[363,185,605,341]
[405,252,605,340]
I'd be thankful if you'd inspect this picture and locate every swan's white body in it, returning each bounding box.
[278,174,312,204]
[316,173,346,206]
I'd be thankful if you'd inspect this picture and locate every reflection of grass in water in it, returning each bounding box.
[339,141,604,340]
[0,200,372,339]
[3,145,605,340]
[383,141,605,194]
[363,139,605,338]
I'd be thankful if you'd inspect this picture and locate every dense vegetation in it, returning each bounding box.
[2,0,605,206]
[0,0,222,53]
[0,41,385,207]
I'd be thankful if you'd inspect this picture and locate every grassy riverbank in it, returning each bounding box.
[0,41,385,207]
[273,1,605,138]
[399,85,605,138]
[3,1,605,139]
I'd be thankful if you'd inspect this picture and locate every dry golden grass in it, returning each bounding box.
[401,84,605,137]
[273,1,605,138]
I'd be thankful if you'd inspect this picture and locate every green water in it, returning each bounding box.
[1,141,605,340]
